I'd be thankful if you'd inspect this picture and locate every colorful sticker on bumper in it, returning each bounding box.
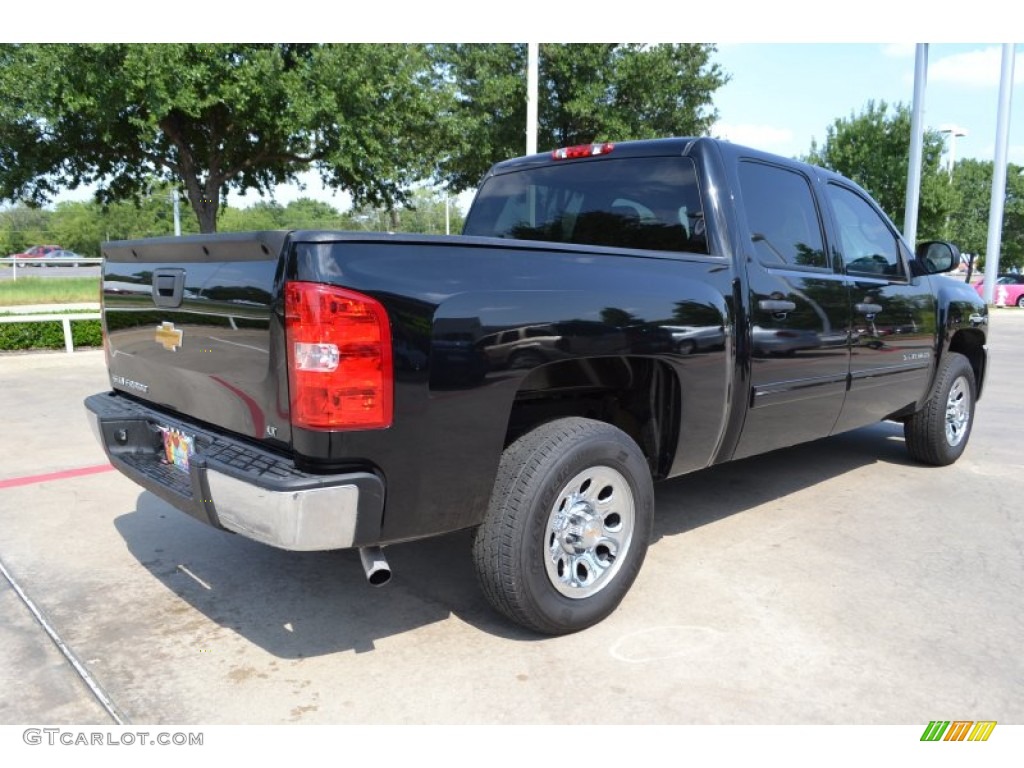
[161,427,195,473]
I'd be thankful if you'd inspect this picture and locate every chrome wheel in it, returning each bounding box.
[945,375,971,447]
[545,465,635,599]
[474,417,654,634]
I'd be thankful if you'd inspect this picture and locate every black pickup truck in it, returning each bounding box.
[85,137,988,635]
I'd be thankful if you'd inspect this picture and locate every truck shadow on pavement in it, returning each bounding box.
[650,420,918,542]
[113,420,917,655]
[114,498,527,658]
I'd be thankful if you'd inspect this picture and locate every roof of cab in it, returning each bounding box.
[484,135,858,196]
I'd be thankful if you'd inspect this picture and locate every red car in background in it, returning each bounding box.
[8,244,62,266]
[973,274,1024,308]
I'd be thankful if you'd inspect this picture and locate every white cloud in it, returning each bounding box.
[930,46,1024,88]
[881,43,916,59]
[711,122,795,151]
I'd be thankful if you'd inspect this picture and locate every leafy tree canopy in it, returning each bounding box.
[804,101,1023,269]
[804,100,953,240]
[2,43,728,235]
[0,44,445,233]
[435,43,729,191]
[947,158,1024,270]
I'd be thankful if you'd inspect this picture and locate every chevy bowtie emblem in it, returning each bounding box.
[155,321,183,351]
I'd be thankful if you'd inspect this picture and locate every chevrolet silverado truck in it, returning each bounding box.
[85,137,988,635]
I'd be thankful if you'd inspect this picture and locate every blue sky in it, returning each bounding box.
[710,43,1022,166]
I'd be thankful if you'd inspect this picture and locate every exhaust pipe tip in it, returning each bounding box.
[359,546,391,587]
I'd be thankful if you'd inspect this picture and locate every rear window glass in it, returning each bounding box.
[464,157,708,255]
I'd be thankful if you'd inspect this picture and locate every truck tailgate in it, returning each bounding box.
[101,232,290,446]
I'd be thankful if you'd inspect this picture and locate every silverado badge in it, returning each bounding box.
[156,321,184,352]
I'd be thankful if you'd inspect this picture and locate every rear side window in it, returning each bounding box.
[464,157,708,255]
[738,161,828,269]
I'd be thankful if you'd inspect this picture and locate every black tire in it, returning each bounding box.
[904,352,976,466]
[473,417,654,635]
[1016,295,1024,309]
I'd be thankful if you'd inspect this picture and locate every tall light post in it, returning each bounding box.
[171,187,181,236]
[939,125,968,179]
[527,43,538,155]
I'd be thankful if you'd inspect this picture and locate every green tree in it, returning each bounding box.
[946,159,1024,271]
[948,159,994,257]
[47,203,105,257]
[280,198,347,230]
[343,188,464,235]
[48,189,199,255]
[436,44,729,191]
[0,205,52,256]
[1005,168,1024,270]
[0,44,447,233]
[217,201,288,233]
[804,100,953,240]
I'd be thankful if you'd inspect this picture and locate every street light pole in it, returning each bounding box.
[982,43,1016,306]
[903,44,928,246]
[527,43,538,156]
[171,188,181,237]
[939,125,968,179]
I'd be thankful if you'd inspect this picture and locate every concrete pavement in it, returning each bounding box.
[1,314,1021,725]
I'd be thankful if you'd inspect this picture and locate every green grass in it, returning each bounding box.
[0,276,100,306]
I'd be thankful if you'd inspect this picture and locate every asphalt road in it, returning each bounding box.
[0,312,1021,727]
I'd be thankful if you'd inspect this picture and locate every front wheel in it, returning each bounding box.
[904,352,976,466]
[472,417,654,635]
[1016,295,1024,309]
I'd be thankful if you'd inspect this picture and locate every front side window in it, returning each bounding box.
[827,184,905,279]
[738,161,828,269]
[464,157,709,255]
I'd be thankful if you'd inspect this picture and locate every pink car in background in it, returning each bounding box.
[973,274,1024,308]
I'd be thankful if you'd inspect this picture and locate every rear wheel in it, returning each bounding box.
[473,417,654,635]
[1016,295,1024,309]
[904,352,976,466]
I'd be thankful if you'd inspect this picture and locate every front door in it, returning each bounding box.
[823,182,937,432]
[732,160,852,460]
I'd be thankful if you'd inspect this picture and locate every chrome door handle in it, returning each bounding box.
[758,299,796,312]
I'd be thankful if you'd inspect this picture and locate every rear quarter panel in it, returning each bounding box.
[288,234,736,542]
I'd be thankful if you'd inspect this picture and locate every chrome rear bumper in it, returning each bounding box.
[84,393,385,551]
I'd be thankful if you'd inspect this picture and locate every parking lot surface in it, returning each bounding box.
[1,313,1022,725]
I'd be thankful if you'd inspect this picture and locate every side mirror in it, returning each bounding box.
[915,241,961,274]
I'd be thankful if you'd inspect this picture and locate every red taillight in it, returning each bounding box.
[551,142,614,160]
[285,282,393,431]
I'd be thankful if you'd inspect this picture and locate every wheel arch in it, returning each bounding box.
[948,328,987,400]
[503,355,681,480]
